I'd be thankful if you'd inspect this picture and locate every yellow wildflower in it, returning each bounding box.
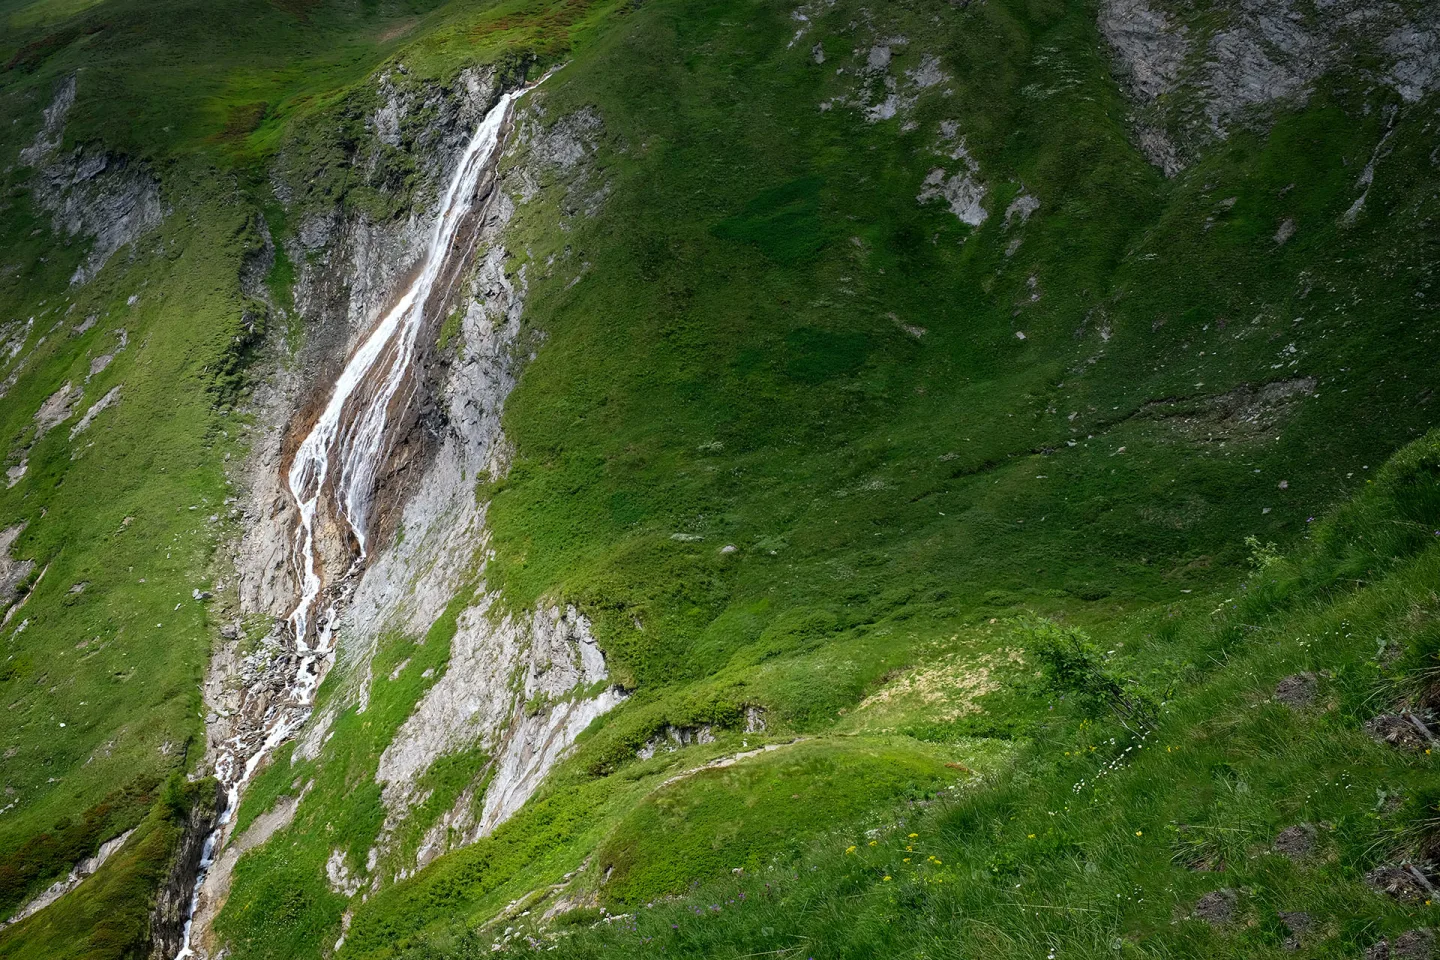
[883,876,892,882]
[845,845,857,854]
[1135,831,1143,837]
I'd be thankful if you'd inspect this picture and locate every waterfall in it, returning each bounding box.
[171,76,536,960]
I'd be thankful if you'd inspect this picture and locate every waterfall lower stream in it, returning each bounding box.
[171,79,535,959]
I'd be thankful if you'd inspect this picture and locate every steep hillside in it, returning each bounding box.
[0,0,1436,956]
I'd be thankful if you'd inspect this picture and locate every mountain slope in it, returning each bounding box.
[0,0,1436,956]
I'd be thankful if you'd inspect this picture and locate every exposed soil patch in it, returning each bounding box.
[1366,712,1439,751]
[857,648,1020,728]
[377,19,418,43]
[1274,672,1317,709]
[1141,377,1316,444]
[1278,910,1312,950]
[1365,928,1437,960]
[1192,888,1237,926]
[1366,864,1439,905]
[1272,823,1317,861]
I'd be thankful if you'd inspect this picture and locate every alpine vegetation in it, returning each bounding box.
[0,0,1437,958]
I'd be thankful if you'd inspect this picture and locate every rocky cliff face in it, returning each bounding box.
[1100,0,1440,174]
[20,74,166,285]
[292,77,621,892]
[148,782,222,960]
[188,63,619,949]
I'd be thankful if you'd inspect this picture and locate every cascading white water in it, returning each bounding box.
[171,79,534,960]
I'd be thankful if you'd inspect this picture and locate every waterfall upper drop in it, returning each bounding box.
[286,81,527,649]
[171,78,536,960]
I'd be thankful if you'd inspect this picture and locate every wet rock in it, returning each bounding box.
[187,784,311,955]
[200,67,617,941]
[1273,823,1316,860]
[148,780,223,959]
[1274,672,1317,708]
[1193,888,1238,926]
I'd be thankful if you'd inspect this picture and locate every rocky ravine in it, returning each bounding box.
[184,66,618,956]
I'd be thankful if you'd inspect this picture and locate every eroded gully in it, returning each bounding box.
[171,79,536,959]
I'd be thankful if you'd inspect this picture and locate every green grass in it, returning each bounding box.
[0,179,258,916]
[0,778,218,960]
[390,430,1440,959]
[594,738,981,906]
[214,0,1440,955]
[0,0,1437,952]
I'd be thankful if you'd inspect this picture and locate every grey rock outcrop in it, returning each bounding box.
[375,600,621,852]
[1100,0,1188,100]
[1098,0,1440,175]
[38,149,166,285]
[0,524,35,616]
[20,74,166,285]
[18,74,76,168]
